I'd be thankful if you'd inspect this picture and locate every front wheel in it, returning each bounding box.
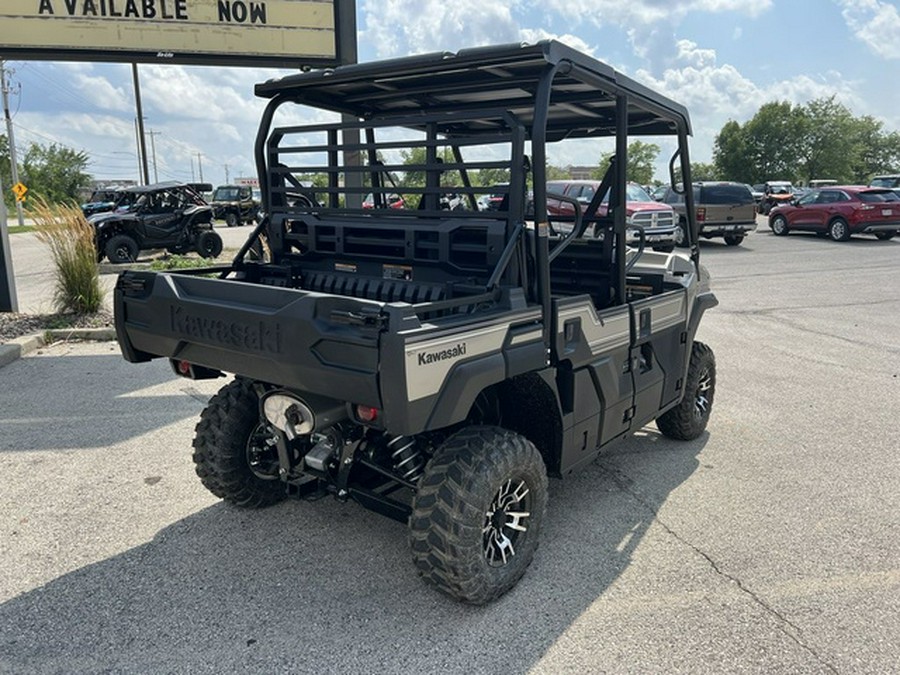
[674,221,689,248]
[771,215,789,236]
[224,212,240,228]
[192,378,286,508]
[409,426,548,605]
[104,234,139,263]
[828,218,851,242]
[723,234,744,246]
[875,231,895,241]
[656,341,716,441]
[195,230,223,258]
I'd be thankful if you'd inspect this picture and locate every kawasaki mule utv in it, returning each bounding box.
[114,41,717,604]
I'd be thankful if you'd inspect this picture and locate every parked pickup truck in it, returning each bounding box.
[114,41,717,604]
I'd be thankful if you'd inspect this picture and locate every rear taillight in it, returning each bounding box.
[696,207,706,222]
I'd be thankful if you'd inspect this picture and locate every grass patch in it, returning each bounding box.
[149,254,221,271]
[31,197,105,314]
[7,225,35,234]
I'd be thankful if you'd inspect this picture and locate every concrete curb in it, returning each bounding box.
[0,327,117,370]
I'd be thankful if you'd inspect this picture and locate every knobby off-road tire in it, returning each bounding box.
[196,230,223,258]
[656,341,716,441]
[192,378,286,508]
[409,426,548,605]
[105,234,139,263]
[225,212,240,228]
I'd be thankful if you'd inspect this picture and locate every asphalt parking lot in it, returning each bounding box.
[1,221,898,673]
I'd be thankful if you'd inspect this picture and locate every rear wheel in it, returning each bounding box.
[192,378,286,508]
[104,234,138,263]
[723,234,744,246]
[656,341,716,441]
[409,426,548,605]
[875,231,895,241]
[828,218,851,242]
[771,215,789,236]
[196,230,223,258]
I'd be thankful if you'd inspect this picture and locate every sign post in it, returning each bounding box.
[0,174,18,313]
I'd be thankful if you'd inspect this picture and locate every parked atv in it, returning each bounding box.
[93,181,222,263]
[210,184,258,227]
[757,181,795,215]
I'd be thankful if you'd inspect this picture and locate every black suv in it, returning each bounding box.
[92,181,222,263]
[211,184,258,227]
[662,181,757,246]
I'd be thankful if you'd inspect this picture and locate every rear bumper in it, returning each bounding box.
[700,222,757,237]
[857,223,900,233]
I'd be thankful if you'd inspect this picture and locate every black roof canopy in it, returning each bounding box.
[254,41,692,142]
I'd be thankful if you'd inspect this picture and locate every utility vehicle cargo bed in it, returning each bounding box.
[115,270,384,406]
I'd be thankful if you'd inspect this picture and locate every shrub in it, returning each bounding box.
[31,197,105,314]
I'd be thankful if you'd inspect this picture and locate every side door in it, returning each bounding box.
[789,190,829,230]
[627,284,689,432]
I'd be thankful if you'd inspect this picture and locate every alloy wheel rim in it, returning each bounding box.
[483,478,531,567]
[246,423,281,479]
[694,368,712,419]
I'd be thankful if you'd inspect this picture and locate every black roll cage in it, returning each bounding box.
[247,40,698,321]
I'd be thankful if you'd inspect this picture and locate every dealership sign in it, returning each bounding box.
[0,0,352,67]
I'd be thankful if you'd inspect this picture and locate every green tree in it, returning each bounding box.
[400,146,458,187]
[21,143,90,205]
[793,96,857,183]
[594,141,660,185]
[712,96,900,186]
[690,162,719,181]
[742,101,803,183]
[712,120,747,182]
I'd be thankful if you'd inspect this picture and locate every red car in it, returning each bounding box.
[769,186,899,241]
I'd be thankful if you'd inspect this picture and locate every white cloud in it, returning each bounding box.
[837,0,900,59]
[538,0,770,27]
[361,0,521,57]
[518,29,597,56]
[634,41,864,164]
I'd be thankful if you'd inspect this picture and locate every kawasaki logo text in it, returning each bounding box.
[417,342,466,366]
[170,307,282,355]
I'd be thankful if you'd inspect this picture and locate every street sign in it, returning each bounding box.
[11,182,27,202]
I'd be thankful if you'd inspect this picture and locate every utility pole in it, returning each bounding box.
[191,156,195,182]
[132,64,150,185]
[1,61,26,227]
[147,129,161,183]
[196,153,204,182]
[224,164,229,184]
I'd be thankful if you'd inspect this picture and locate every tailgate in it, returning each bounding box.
[115,271,384,406]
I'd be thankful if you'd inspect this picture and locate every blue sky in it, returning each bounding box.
[2,0,898,187]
